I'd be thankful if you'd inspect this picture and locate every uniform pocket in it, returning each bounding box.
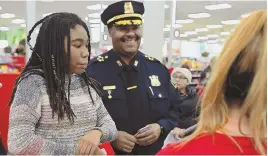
[148,86,169,115]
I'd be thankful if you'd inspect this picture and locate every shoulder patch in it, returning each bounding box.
[171,79,177,89]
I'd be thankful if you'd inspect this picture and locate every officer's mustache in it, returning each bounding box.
[121,35,140,42]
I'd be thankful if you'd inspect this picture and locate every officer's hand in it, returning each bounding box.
[112,131,137,153]
[171,127,185,138]
[76,130,102,155]
[135,123,161,146]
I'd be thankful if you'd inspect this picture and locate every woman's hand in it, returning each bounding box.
[77,130,103,155]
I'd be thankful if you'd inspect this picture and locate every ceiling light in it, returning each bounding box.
[175,19,193,24]
[165,25,171,28]
[87,4,101,10]
[190,38,200,42]
[205,3,232,10]
[0,40,8,48]
[207,40,218,44]
[85,17,89,21]
[90,24,100,28]
[241,13,251,18]
[0,13,15,19]
[88,13,100,18]
[21,24,26,28]
[164,5,169,9]
[163,27,170,31]
[195,28,209,32]
[12,19,25,24]
[221,20,240,25]
[172,24,182,28]
[89,19,101,24]
[185,31,197,35]
[220,32,230,36]
[207,34,219,38]
[102,4,108,9]
[180,34,188,37]
[198,36,208,40]
[188,13,211,19]
[43,13,52,17]
[0,6,2,10]
[206,25,223,29]
[41,0,55,2]
[0,27,9,31]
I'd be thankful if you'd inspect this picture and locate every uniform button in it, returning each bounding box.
[158,94,162,98]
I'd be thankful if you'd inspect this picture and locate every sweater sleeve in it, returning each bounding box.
[93,94,118,143]
[8,74,78,155]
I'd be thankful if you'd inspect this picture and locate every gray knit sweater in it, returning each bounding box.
[8,71,117,155]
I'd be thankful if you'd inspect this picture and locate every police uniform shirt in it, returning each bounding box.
[87,49,182,154]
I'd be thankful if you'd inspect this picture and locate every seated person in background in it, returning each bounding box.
[157,10,267,155]
[170,68,199,137]
[8,12,117,155]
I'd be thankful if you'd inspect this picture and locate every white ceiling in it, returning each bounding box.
[0,0,266,43]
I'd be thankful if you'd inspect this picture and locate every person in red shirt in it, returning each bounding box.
[157,10,267,155]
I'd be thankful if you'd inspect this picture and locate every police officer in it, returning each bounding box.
[87,1,182,154]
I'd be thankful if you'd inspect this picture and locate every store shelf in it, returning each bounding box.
[190,68,203,72]
[192,74,201,78]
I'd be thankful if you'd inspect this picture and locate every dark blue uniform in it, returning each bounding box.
[87,49,182,154]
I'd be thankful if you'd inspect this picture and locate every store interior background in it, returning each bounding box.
[0,0,266,150]
[0,0,267,75]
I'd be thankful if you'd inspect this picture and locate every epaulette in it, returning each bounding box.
[143,54,161,64]
[89,55,109,65]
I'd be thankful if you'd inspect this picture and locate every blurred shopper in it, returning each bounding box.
[170,68,199,137]
[14,39,26,56]
[157,10,267,155]
[8,12,117,155]
[87,1,182,154]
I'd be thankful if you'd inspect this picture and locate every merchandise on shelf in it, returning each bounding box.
[0,56,25,74]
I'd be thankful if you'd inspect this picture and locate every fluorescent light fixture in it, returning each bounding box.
[0,27,9,31]
[195,28,209,32]
[198,36,208,40]
[88,13,100,18]
[12,19,25,24]
[21,24,26,28]
[205,3,231,10]
[241,13,251,18]
[90,24,101,28]
[164,5,169,9]
[206,25,223,29]
[163,27,170,31]
[43,13,52,17]
[172,24,182,28]
[85,17,89,21]
[185,31,197,35]
[190,38,200,42]
[188,13,211,19]
[165,25,171,28]
[0,40,8,48]
[180,34,188,37]
[0,13,15,19]
[207,40,218,44]
[175,19,193,24]
[102,4,108,9]
[220,32,230,36]
[41,0,55,2]
[0,6,2,10]
[207,34,219,38]
[221,20,240,25]
[89,19,101,24]
[87,4,101,10]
